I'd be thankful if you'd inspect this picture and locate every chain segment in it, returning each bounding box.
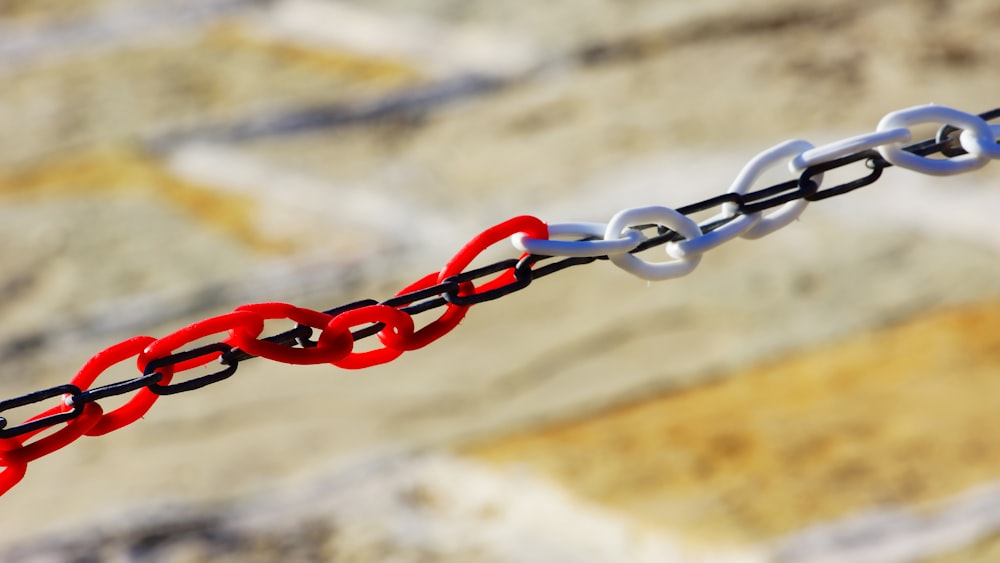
[1,103,998,496]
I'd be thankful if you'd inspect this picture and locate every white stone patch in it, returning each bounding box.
[812,169,1000,254]
[232,451,766,563]
[166,141,461,255]
[244,0,540,79]
[770,481,1000,563]
[0,0,253,72]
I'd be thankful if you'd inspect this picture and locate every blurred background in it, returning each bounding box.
[1,0,999,561]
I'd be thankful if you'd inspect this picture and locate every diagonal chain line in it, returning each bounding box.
[0,104,998,495]
[2,107,996,424]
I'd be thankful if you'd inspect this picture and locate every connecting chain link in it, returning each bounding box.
[1,104,998,495]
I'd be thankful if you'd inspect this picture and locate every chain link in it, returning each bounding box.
[1,104,998,496]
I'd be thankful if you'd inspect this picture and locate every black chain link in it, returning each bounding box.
[2,107,998,439]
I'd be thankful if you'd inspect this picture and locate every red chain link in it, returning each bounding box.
[389,272,472,350]
[139,312,263,374]
[322,304,415,369]
[17,403,103,463]
[0,442,27,495]
[389,215,548,351]
[0,401,103,494]
[438,215,547,294]
[72,335,156,436]
[228,302,352,365]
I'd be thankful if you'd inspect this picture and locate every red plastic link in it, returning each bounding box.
[389,272,471,351]
[113,312,264,429]
[16,403,103,463]
[0,400,102,486]
[438,215,548,291]
[69,335,157,436]
[228,302,352,364]
[320,304,415,369]
[140,312,264,373]
[390,216,547,351]
[0,441,28,495]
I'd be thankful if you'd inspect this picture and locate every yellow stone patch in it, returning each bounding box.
[0,145,296,254]
[466,301,1000,545]
[0,24,424,166]
[0,0,110,22]
[205,23,422,86]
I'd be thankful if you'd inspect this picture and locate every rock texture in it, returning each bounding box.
[468,302,1000,550]
[1,0,999,561]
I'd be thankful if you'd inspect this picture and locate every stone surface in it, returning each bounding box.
[467,302,1000,547]
[1,0,999,561]
[2,453,764,563]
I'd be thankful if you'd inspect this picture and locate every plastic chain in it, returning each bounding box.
[438,215,548,290]
[228,303,352,365]
[71,335,158,436]
[0,444,26,496]
[604,206,702,280]
[666,139,817,261]
[0,388,103,495]
[1,103,998,497]
[389,272,470,351]
[512,222,643,258]
[137,312,263,395]
[392,215,547,350]
[792,128,912,171]
[324,305,414,369]
[14,403,102,464]
[877,105,994,175]
[727,139,818,238]
[960,122,1000,159]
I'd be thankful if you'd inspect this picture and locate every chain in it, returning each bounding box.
[1,104,998,495]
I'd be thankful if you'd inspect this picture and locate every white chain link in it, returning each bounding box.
[666,139,816,258]
[724,138,818,239]
[961,123,1000,160]
[877,105,994,176]
[604,206,702,280]
[512,104,999,281]
[512,222,644,258]
[791,128,911,171]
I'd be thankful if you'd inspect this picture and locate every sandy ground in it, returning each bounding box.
[1,0,999,561]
